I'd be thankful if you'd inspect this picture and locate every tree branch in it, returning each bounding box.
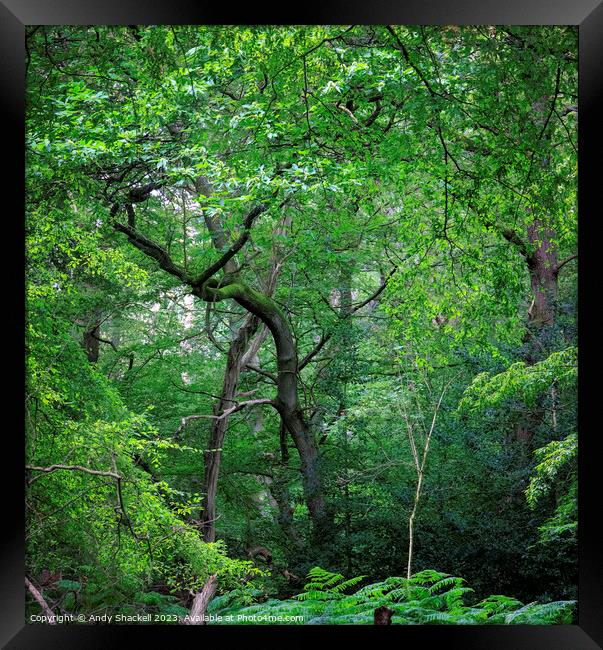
[191,204,268,288]
[128,181,164,203]
[299,266,397,371]
[554,253,577,276]
[204,301,227,353]
[174,399,275,436]
[181,574,217,625]
[90,331,118,352]
[501,227,534,264]
[26,464,123,484]
[244,364,277,383]
[385,26,436,97]
[559,104,577,117]
[113,220,189,283]
[350,265,397,312]
[25,577,57,622]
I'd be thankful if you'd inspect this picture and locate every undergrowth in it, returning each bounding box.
[207,567,576,625]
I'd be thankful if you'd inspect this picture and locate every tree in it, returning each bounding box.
[25,25,577,620]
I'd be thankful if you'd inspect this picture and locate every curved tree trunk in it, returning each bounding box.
[193,279,332,537]
[200,313,260,542]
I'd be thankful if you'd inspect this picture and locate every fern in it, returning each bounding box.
[209,566,577,625]
[330,575,367,593]
[428,576,464,593]
[477,594,524,614]
[295,590,338,601]
[410,569,451,585]
[296,567,367,600]
[504,600,575,624]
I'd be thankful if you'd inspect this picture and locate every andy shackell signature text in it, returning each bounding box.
[30,613,305,624]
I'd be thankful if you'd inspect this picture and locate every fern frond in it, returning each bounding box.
[295,590,339,602]
[330,575,366,593]
[386,587,410,602]
[476,594,523,613]
[504,602,539,623]
[421,611,458,623]
[410,569,450,585]
[428,576,464,593]
[505,600,576,624]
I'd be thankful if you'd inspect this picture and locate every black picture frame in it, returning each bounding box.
[3,1,601,647]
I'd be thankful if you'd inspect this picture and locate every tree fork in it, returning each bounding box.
[113,198,331,535]
[193,278,332,535]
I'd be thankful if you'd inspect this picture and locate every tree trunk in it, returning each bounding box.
[277,398,332,539]
[266,421,300,545]
[82,324,101,363]
[82,305,103,363]
[25,577,56,622]
[270,469,299,545]
[514,223,558,446]
[200,314,260,542]
[194,279,332,537]
[526,219,558,330]
[374,605,393,625]
[513,91,561,447]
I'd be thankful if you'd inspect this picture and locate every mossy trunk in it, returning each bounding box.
[194,279,332,537]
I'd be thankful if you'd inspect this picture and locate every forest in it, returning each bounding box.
[25,25,578,625]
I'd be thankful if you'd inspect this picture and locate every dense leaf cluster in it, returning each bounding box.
[25,25,577,624]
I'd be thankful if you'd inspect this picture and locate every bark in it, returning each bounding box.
[526,219,558,330]
[26,464,122,483]
[25,577,57,623]
[182,574,217,625]
[270,470,298,544]
[374,605,394,625]
[199,313,260,542]
[82,305,103,363]
[280,410,331,539]
[265,423,301,548]
[193,280,332,537]
[512,219,558,449]
[82,324,100,363]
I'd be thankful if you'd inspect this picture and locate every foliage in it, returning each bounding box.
[209,567,576,625]
[526,433,577,543]
[25,25,577,624]
[458,347,577,415]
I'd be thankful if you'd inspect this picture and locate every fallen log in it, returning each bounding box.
[181,574,217,625]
